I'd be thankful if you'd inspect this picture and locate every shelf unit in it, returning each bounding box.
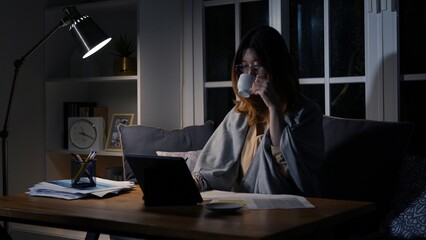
[44,0,139,180]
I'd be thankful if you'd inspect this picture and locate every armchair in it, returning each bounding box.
[320,115,415,238]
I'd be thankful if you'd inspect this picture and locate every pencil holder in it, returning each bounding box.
[71,159,96,188]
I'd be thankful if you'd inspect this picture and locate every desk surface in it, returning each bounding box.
[0,187,375,240]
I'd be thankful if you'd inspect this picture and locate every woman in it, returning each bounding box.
[192,26,324,197]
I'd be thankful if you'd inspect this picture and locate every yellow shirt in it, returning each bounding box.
[240,125,289,178]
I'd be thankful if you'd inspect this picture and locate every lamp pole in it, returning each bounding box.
[0,18,71,198]
[0,16,71,235]
[0,6,110,235]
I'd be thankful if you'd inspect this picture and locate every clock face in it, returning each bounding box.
[69,119,97,149]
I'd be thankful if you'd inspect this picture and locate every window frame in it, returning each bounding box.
[183,0,398,127]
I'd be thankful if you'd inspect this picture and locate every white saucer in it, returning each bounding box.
[205,202,245,212]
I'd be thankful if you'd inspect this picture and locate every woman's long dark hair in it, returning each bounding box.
[232,26,302,126]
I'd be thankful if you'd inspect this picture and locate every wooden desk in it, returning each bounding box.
[0,187,375,240]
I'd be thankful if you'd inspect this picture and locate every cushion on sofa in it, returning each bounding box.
[320,116,414,221]
[118,121,215,183]
[379,154,426,239]
[156,150,202,172]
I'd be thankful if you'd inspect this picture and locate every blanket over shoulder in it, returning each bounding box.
[192,99,324,196]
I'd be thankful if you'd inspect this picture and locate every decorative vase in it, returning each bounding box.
[114,57,137,75]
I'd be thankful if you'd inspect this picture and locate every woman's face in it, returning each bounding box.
[239,49,266,77]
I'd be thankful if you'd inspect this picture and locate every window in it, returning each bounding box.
[204,0,269,125]
[289,0,365,118]
[189,0,395,128]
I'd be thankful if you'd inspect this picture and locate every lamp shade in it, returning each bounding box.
[64,7,112,59]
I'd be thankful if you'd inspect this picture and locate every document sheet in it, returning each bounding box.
[201,190,315,209]
[27,177,135,200]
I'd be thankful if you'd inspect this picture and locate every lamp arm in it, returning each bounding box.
[1,17,71,197]
[14,17,71,71]
[3,17,70,133]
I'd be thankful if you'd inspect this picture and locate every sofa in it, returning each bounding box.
[117,116,425,239]
[321,116,426,239]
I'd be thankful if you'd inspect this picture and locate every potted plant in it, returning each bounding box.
[111,33,137,75]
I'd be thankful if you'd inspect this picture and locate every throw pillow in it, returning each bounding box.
[156,150,202,173]
[379,154,426,239]
[118,121,214,183]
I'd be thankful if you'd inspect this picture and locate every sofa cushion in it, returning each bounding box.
[379,154,426,239]
[156,150,202,172]
[320,116,414,221]
[118,121,214,183]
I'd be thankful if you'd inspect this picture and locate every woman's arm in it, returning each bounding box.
[251,72,285,146]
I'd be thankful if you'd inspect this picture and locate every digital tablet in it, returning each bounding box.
[125,154,203,206]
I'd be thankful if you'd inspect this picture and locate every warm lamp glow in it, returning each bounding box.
[83,37,112,58]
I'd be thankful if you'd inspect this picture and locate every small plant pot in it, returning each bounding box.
[114,57,137,75]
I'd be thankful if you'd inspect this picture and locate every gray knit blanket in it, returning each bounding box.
[193,99,324,196]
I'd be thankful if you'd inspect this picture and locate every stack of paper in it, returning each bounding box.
[27,178,135,200]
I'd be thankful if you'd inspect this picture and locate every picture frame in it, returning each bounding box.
[105,113,134,151]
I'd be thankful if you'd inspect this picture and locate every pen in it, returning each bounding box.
[71,153,83,162]
[85,150,96,162]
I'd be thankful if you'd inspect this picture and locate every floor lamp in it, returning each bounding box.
[0,5,111,202]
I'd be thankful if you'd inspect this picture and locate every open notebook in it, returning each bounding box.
[125,154,203,206]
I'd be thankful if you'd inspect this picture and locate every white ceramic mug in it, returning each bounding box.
[237,73,255,98]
